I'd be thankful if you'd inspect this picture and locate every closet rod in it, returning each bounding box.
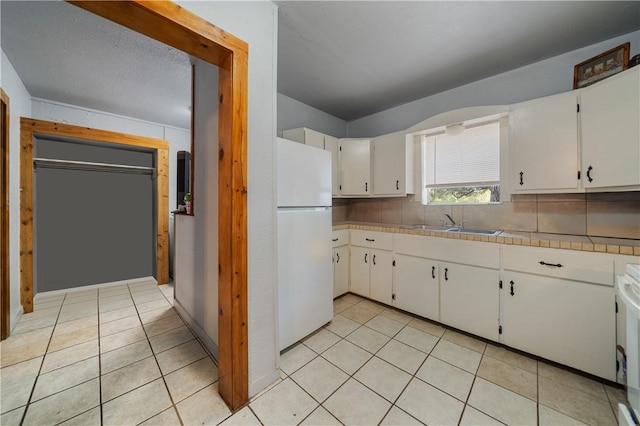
[33,158,155,176]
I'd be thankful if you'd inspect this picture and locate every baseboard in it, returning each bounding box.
[249,370,282,399]
[173,298,219,359]
[10,306,24,333]
[34,276,157,298]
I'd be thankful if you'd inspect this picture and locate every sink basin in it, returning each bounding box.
[445,227,501,236]
[401,224,450,231]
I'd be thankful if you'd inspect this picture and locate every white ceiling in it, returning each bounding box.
[277,1,640,121]
[1,0,193,128]
[2,1,640,128]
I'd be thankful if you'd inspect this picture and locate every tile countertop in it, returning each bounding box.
[333,222,640,256]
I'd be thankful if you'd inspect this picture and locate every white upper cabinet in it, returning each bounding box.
[372,132,414,196]
[509,92,579,192]
[282,127,324,149]
[581,67,640,190]
[324,136,340,196]
[283,127,341,196]
[340,138,371,196]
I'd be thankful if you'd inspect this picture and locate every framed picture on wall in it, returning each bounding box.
[573,42,630,89]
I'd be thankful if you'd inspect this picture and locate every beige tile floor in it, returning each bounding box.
[0,284,628,425]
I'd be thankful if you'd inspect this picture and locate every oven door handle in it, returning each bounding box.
[617,279,640,317]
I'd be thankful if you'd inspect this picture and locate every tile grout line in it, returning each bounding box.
[323,300,408,421]
[130,282,186,426]
[97,287,104,426]
[465,349,505,426]
[290,299,432,425]
[318,296,508,425]
[17,291,67,426]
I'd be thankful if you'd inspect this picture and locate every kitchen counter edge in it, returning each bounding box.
[332,222,640,256]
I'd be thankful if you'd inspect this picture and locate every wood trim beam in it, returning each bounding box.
[19,118,170,314]
[1,89,10,340]
[217,52,249,408]
[67,0,250,409]
[68,1,247,69]
[19,120,34,314]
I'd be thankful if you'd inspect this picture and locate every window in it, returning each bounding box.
[421,119,501,204]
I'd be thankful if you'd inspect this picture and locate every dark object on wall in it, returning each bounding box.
[177,151,191,209]
[630,54,640,68]
[573,42,630,89]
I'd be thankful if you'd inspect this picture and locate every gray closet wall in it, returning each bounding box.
[35,138,155,293]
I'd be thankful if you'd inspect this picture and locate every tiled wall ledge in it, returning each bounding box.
[333,222,640,256]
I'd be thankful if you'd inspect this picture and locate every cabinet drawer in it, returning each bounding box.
[394,234,499,269]
[350,230,392,250]
[332,230,350,248]
[394,234,440,258]
[437,238,500,269]
[502,245,614,286]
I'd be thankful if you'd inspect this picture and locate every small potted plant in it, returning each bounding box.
[184,192,192,215]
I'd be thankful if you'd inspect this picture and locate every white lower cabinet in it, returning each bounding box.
[501,272,616,380]
[440,263,499,341]
[392,254,439,321]
[349,230,393,302]
[332,230,350,298]
[501,245,617,381]
[350,246,371,297]
[332,245,349,298]
[343,229,620,381]
[349,247,392,303]
[370,250,393,304]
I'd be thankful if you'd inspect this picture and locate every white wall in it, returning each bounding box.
[173,59,219,356]
[347,31,640,137]
[278,92,347,138]
[1,50,32,330]
[177,1,280,397]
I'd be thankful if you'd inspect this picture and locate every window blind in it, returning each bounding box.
[423,121,500,187]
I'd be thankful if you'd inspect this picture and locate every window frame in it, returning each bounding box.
[416,114,507,206]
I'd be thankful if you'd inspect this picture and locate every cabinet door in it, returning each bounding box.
[333,245,349,298]
[393,254,439,321]
[373,132,405,195]
[340,139,371,196]
[509,93,579,192]
[502,272,616,380]
[370,249,393,305]
[440,263,499,341]
[581,68,640,188]
[350,246,370,297]
[325,135,340,196]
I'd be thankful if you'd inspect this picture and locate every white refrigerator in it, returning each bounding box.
[277,137,333,351]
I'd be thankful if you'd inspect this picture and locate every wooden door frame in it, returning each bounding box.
[20,118,170,306]
[1,89,10,340]
[67,1,249,409]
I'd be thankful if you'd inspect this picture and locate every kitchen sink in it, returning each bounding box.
[401,224,451,231]
[445,227,501,236]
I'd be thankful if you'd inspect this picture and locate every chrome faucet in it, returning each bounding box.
[444,214,456,227]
